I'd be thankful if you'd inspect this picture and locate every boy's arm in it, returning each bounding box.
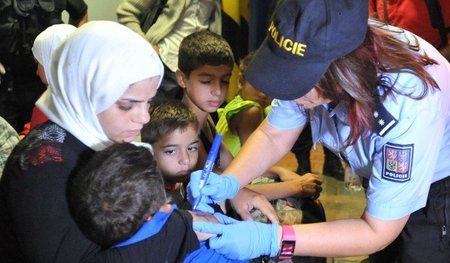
[247,172,322,201]
[217,142,233,173]
[188,211,219,241]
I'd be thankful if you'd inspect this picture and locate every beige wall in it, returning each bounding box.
[63,0,123,22]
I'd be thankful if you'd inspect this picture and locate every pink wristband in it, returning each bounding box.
[278,225,296,260]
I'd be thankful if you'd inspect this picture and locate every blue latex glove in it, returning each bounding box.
[193,213,280,260]
[187,171,240,213]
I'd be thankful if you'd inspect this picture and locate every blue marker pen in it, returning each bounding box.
[192,134,222,211]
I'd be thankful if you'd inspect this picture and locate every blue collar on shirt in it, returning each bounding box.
[113,205,176,248]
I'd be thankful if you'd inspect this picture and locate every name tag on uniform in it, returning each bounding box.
[382,143,414,182]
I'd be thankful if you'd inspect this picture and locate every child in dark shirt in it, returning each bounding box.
[68,142,247,262]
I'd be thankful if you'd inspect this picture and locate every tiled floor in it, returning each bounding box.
[276,144,368,263]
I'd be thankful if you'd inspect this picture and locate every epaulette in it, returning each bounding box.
[374,102,397,137]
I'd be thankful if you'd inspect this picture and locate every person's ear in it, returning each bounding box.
[176,69,187,89]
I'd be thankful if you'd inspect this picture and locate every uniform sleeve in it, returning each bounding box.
[366,73,447,220]
[116,0,159,37]
[267,99,307,129]
[66,0,88,21]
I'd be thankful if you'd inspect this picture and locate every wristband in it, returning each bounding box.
[278,225,296,261]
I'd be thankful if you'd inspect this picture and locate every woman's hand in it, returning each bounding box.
[193,213,281,260]
[187,170,240,213]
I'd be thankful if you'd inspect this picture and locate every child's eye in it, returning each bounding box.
[164,149,176,155]
[188,145,198,152]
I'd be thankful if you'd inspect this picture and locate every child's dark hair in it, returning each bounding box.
[68,143,166,248]
[239,51,256,82]
[141,99,199,144]
[178,30,234,77]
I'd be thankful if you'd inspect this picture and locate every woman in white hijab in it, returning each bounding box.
[0,21,163,262]
[21,24,77,135]
[32,24,77,86]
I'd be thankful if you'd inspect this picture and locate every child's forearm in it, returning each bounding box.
[268,166,300,182]
[246,182,300,201]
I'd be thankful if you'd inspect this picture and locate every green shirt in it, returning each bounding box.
[216,95,268,156]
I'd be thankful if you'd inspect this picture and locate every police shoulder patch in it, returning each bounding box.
[382,143,414,183]
[374,103,397,137]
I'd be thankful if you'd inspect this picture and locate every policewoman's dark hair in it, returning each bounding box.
[316,24,439,146]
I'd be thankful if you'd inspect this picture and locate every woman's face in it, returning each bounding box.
[293,87,331,109]
[98,76,160,143]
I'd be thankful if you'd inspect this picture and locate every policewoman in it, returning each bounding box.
[189,0,450,262]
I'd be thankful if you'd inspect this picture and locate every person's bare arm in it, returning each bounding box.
[225,120,303,221]
[290,211,409,257]
[233,104,322,200]
[192,204,409,257]
[247,172,322,200]
[189,211,219,241]
[225,119,303,186]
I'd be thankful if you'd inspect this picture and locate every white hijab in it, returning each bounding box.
[32,24,77,79]
[36,21,164,151]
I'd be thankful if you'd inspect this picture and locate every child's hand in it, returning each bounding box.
[289,173,322,199]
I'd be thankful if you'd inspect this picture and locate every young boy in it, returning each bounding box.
[176,29,235,172]
[176,30,323,228]
[141,99,200,210]
[68,142,247,262]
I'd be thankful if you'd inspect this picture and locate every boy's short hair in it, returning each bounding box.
[178,30,234,77]
[239,51,256,82]
[141,99,199,144]
[68,143,166,248]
